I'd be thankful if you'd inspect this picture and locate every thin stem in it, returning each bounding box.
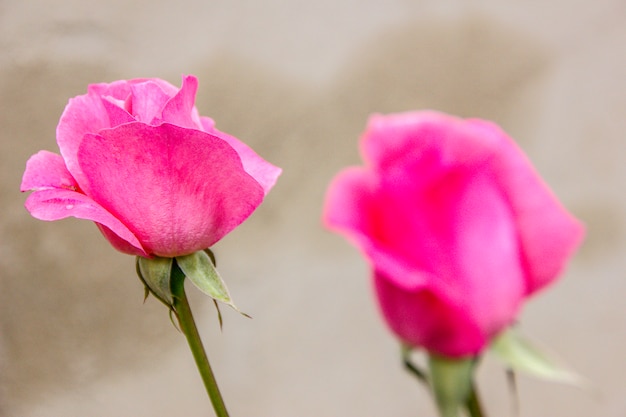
[465,380,486,417]
[171,263,230,417]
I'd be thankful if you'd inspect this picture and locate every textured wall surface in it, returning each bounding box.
[1,1,625,416]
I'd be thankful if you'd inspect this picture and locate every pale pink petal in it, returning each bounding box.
[128,81,174,124]
[77,122,265,257]
[56,93,111,189]
[21,150,78,192]
[24,188,146,256]
[133,77,179,97]
[468,119,585,293]
[200,116,216,131]
[88,80,131,100]
[203,118,281,195]
[159,75,199,128]
[101,97,135,126]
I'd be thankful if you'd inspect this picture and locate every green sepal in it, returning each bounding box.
[428,354,476,417]
[176,250,248,317]
[490,327,585,386]
[402,344,429,386]
[136,256,174,307]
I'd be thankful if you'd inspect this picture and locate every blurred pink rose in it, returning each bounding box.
[21,75,281,258]
[323,111,583,357]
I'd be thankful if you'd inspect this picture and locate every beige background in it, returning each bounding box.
[1,1,625,416]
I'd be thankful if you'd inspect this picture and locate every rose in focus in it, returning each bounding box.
[21,75,281,258]
[323,111,583,357]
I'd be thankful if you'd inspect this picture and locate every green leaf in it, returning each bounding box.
[428,354,476,417]
[176,251,245,315]
[490,327,585,386]
[136,256,174,306]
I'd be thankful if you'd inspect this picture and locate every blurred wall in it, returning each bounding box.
[1,1,625,416]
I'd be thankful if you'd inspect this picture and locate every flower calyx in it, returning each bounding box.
[136,249,248,327]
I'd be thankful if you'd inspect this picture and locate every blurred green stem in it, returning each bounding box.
[465,381,485,417]
[171,263,230,417]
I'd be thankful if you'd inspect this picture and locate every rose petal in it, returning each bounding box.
[159,75,200,128]
[24,188,145,255]
[56,93,111,190]
[88,80,132,100]
[129,80,174,124]
[202,117,282,195]
[468,119,585,293]
[433,169,524,336]
[361,111,497,175]
[100,96,135,126]
[375,274,486,356]
[78,122,265,257]
[21,150,78,192]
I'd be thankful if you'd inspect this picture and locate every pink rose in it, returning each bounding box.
[21,75,281,258]
[323,111,583,357]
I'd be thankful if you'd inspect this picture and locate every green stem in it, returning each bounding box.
[465,380,485,417]
[171,264,230,417]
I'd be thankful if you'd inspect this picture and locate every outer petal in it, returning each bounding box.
[21,150,78,192]
[323,166,431,291]
[24,188,146,256]
[468,119,585,293]
[77,122,265,257]
[374,273,486,357]
[56,93,111,189]
[201,117,281,195]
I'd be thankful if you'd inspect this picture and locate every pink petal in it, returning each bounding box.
[101,96,135,126]
[323,166,432,291]
[159,75,200,128]
[24,188,146,256]
[129,80,174,124]
[468,119,585,293]
[325,163,525,337]
[374,273,486,357]
[361,111,497,174]
[21,150,78,192]
[88,80,132,100]
[133,77,179,97]
[56,93,111,189]
[77,122,265,257]
[433,169,524,336]
[201,117,281,195]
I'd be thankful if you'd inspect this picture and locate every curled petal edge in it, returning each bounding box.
[24,188,147,256]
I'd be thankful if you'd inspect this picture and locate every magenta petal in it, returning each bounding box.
[78,122,265,257]
[24,188,146,255]
[21,150,78,192]
[206,122,282,195]
[468,119,585,293]
[159,75,200,129]
[323,167,431,291]
[361,112,497,174]
[375,274,486,356]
